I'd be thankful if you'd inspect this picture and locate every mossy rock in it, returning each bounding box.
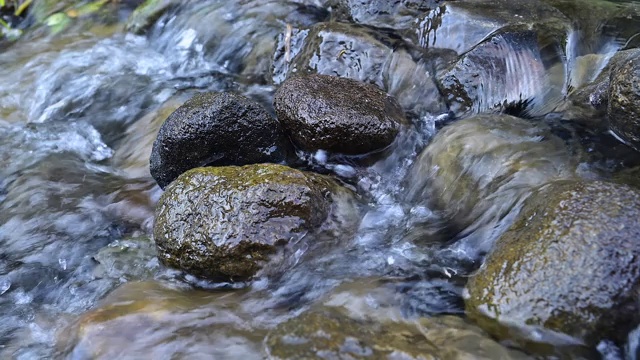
[608,54,640,152]
[406,114,575,236]
[153,164,359,281]
[466,180,640,345]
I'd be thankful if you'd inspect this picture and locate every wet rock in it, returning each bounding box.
[57,281,265,359]
[407,114,575,245]
[273,74,407,156]
[149,92,293,189]
[436,25,566,117]
[153,164,359,281]
[466,180,640,345]
[608,54,640,152]
[568,49,640,122]
[279,22,445,115]
[126,0,181,34]
[112,95,186,179]
[265,307,529,359]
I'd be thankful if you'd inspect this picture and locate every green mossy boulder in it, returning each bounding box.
[153,164,359,281]
[466,180,640,345]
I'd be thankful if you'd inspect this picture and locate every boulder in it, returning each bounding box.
[406,114,575,239]
[273,74,407,156]
[608,54,640,151]
[153,164,359,281]
[149,92,293,189]
[465,180,640,345]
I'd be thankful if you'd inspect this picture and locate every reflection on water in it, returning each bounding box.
[0,0,638,358]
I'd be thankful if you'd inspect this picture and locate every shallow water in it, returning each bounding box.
[0,0,638,358]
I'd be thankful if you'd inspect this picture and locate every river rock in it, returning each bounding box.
[273,74,407,156]
[465,180,640,345]
[608,54,640,152]
[153,164,359,281]
[149,92,292,189]
[265,307,529,359]
[406,114,575,242]
[278,21,445,115]
[569,49,640,117]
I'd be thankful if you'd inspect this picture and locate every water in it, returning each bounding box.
[0,0,638,358]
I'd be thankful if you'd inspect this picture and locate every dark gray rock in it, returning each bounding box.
[608,54,640,152]
[274,74,408,156]
[466,180,640,345]
[149,92,293,189]
[153,164,359,281]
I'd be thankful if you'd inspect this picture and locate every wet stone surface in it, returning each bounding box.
[274,74,407,156]
[466,180,640,346]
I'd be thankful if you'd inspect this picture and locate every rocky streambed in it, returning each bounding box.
[1,0,640,359]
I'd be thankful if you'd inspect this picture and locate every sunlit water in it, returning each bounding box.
[0,0,638,358]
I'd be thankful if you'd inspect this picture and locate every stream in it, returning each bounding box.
[1,0,639,359]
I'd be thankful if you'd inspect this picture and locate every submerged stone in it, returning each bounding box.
[406,114,575,243]
[273,74,407,156]
[466,180,640,345]
[153,164,359,281]
[266,307,529,359]
[149,92,293,189]
[57,281,265,359]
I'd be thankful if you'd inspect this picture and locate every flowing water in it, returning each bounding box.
[0,0,638,359]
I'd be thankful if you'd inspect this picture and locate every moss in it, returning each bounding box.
[153,164,348,281]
